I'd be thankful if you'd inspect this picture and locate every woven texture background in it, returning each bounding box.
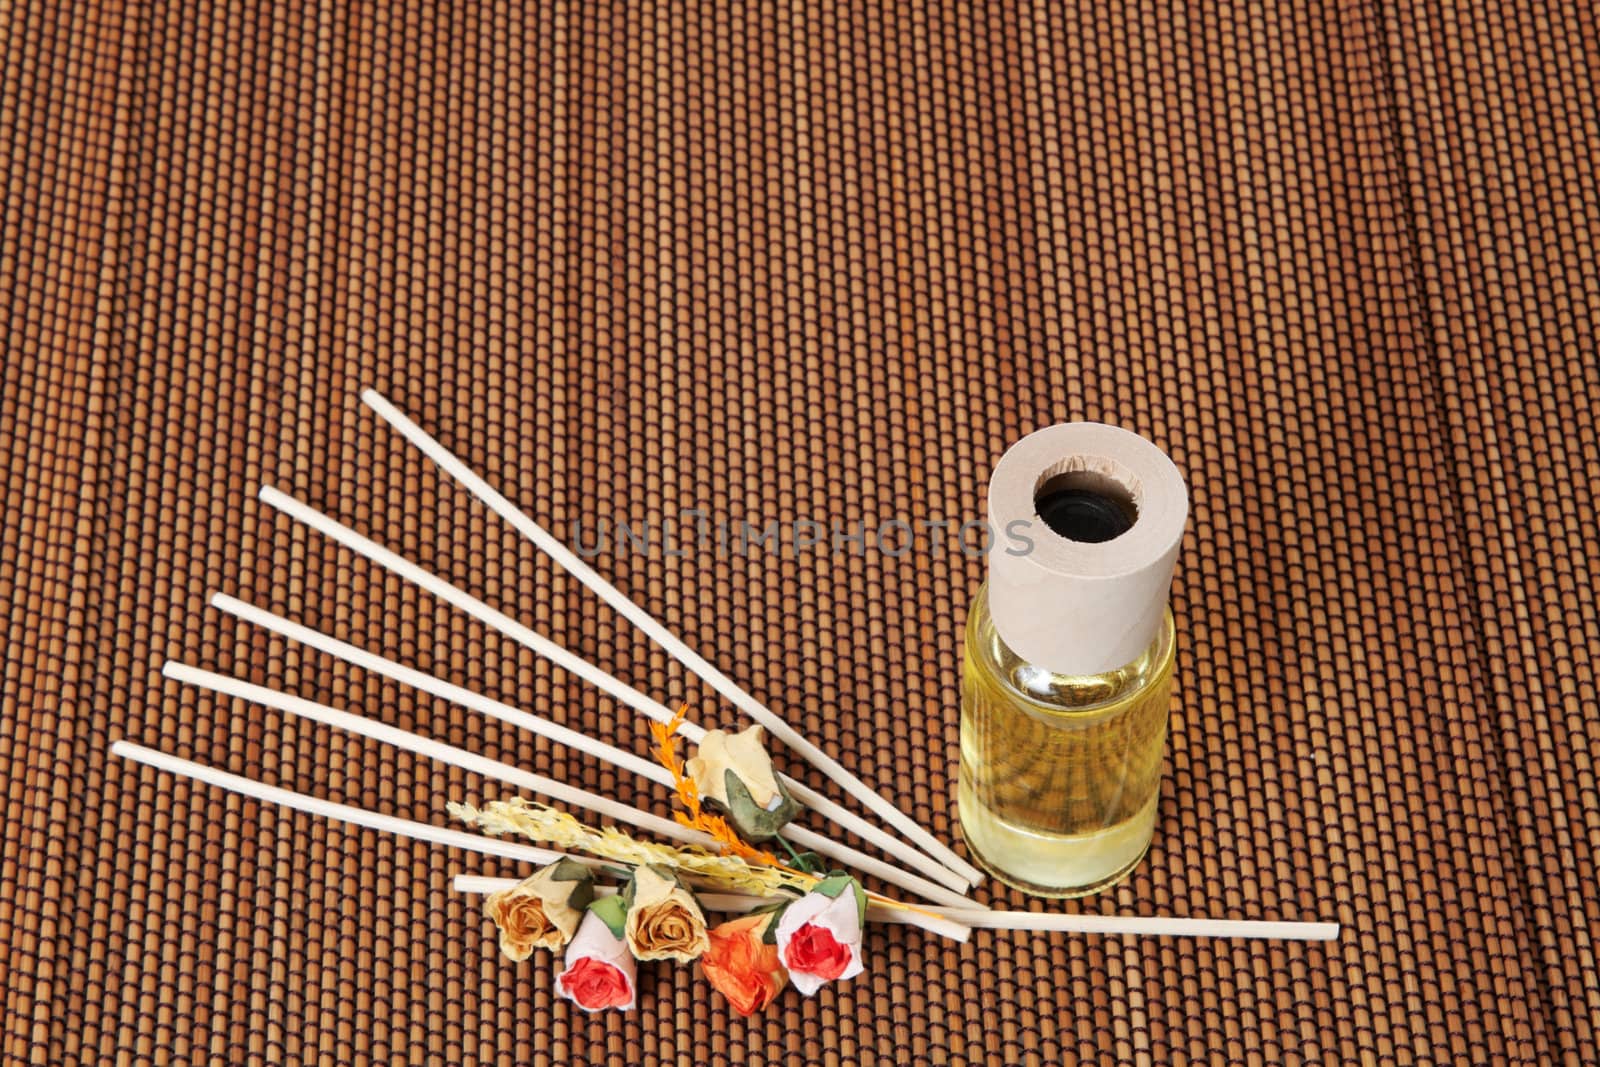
[3,0,1597,1062]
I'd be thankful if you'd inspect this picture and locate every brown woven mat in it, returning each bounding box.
[4,0,1597,1063]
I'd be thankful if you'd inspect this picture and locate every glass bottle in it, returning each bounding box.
[957,423,1187,897]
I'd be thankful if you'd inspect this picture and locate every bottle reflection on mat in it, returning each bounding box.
[957,424,1187,898]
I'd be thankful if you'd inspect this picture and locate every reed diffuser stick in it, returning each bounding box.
[215,519,972,900]
[453,876,1339,941]
[163,663,704,844]
[252,489,972,896]
[110,743,972,942]
[454,875,772,917]
[165,660,973,908]
[110,741,573,866]
[927,911,1340,940]
[206,596,976,904]
[213,594,670,783]
[360,389,984,888]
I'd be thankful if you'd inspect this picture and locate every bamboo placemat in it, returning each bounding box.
[3,0,1596,1062]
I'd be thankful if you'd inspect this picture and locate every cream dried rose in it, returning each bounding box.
[623,864,710,962]
[686,724,799,840]
[484,859,595,961]
[688,725,783,808]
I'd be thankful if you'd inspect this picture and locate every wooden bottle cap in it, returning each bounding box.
[986,423,1188,676]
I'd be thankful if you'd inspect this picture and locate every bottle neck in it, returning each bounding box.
[968,581,1175,714]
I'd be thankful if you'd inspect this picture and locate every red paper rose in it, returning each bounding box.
[558,956,633,1011]
[773,875,866,996]
[555,904,637,1013]
[783,923,851,981]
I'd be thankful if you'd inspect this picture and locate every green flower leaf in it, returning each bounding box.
[548,859,597,913]
[564,877,596,915]
[745,901,790,944]
[588,895,628,940]
[547,859,593,884]
[813,871,854,898]
[722,770,801,842]
[774,833,822,874]
[647,862,687,889]
[813,872,867,923]
[619,873,638,912]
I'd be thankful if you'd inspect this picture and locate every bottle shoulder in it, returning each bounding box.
[964,581,1175,714]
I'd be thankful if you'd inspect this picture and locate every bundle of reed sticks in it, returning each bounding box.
[114,389,1338,946]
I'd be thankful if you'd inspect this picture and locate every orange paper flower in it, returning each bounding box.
[699,912,788,1016]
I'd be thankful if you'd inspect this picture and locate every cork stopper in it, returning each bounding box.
[986,423,1188,676]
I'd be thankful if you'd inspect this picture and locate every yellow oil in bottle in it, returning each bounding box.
[958,582,1175,897]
